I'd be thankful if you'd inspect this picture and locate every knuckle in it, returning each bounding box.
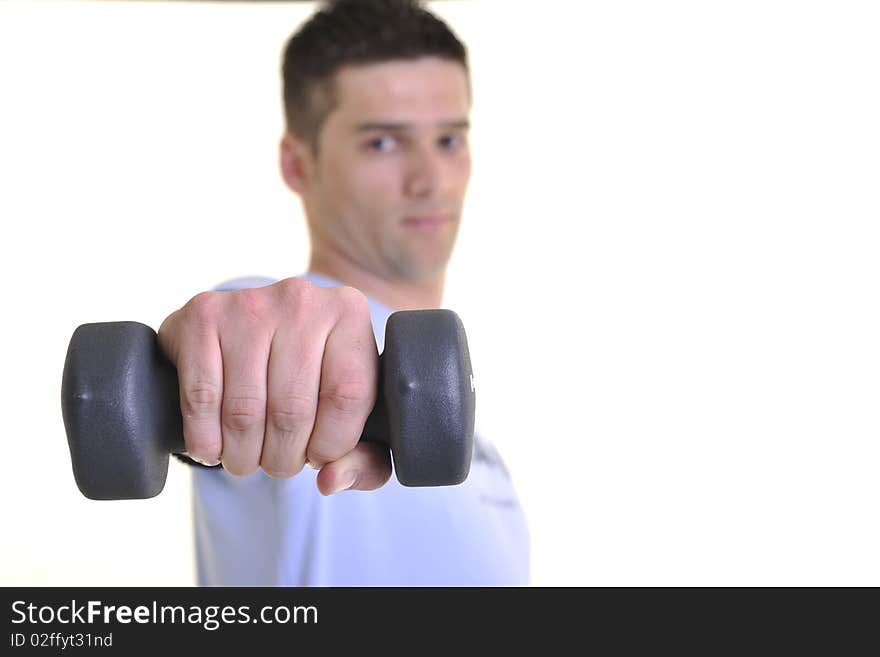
[320,377,372,417]
[275,277,315,311]
[223,411,263,435]
[335,285,370,315]
[233,287,272,323]
[268,399,314,435]
[182,380,221,413]
[221,389,267,433]
[268,381,317,432]
[185,291,222,324]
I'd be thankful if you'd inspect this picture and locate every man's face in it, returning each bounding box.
[284,57,472,285]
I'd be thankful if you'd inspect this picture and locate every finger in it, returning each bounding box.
[161,308,225,465]
[261,322,323,478]
[315,442,393,495]
[306,290,378,468]
[219,324,272,476]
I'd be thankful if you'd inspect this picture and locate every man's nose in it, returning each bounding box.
[403,146,441,198]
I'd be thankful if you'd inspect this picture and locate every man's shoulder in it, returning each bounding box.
[212,273,346,292]
[213,275,279,291]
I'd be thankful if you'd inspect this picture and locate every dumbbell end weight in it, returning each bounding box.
[382,310,475,487]
[62,322,183,500]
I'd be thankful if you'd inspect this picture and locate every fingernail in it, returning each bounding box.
[331,471,359,494]
[192,456,220,467]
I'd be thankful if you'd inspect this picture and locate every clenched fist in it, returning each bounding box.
[157,277,392,495]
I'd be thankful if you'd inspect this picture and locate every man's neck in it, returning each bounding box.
[307,252,445,311]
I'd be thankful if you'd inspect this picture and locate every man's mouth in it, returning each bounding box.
[402,214,453,230]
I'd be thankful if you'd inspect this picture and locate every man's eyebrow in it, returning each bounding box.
[354,120,470,132]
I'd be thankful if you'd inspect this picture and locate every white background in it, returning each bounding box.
[0,0,878,586]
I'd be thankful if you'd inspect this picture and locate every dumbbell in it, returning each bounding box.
[61,309,475,500]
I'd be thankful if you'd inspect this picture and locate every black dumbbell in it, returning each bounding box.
[61,309,475,500]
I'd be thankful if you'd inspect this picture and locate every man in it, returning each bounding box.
[158,0,529,585]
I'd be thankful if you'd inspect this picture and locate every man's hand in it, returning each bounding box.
[157,277,391,495]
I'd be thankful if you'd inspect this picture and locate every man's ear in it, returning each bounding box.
[279,132,313,195]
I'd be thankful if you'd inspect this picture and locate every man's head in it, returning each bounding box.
[279,0,472,287]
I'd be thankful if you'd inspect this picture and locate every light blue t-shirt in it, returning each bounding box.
[190,272,530,586]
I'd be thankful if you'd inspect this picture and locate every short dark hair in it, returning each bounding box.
[281,0,469,154]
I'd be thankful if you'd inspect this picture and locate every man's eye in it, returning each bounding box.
[368,136,397,152]
[439,134,465,150]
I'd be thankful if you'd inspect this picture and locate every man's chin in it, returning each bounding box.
[395,257,450,286]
